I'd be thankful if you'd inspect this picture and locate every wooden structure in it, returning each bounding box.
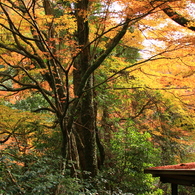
[144,162,195,195]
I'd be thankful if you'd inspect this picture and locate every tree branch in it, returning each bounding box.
[76,18,131,96]
[32,107,55,113]
[0,133,12,143]
[152,1,195,31]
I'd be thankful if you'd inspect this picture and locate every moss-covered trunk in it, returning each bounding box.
[72,0,98,177]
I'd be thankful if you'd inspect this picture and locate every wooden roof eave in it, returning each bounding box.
[144,169,195,186]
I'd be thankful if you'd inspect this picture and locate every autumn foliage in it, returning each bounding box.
[0,0,195,194]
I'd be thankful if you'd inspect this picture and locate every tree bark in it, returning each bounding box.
[73,0,98,177]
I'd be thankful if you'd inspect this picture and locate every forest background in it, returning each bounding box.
[0,0,195,194]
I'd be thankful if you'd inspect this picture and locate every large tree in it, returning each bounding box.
[0,0,194,178]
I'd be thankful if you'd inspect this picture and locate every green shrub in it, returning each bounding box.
[101,123,161,194]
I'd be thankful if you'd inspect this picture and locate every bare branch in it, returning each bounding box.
[0,133,12,143]
[32,107,55,113]
[150,0,195,31]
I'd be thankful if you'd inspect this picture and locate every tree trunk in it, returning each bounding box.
[74,78,98,177]
[72,0,98,177]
